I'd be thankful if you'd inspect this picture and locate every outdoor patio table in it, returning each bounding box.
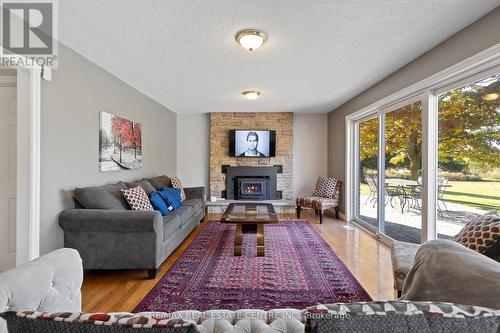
[385,179,418,186]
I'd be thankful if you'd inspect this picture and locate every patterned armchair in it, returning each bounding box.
[296,177,341,224]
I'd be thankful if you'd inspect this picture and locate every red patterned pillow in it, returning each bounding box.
[453,211,500,258]
[0,311,197,331]
[121,186,154,211]
[312,177,339,199]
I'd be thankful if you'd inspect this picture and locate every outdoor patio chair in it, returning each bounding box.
[365,174,378,207]
[385,184,403,209]
[407,185,422,211]
[296,177,341,224]
[437,177,449,214]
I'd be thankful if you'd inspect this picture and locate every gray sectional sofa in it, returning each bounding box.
[59,175,205,278]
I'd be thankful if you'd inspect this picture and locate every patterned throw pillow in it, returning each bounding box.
[170,176,186,202]
[304,301,500,333]
[121,186,154,211]
[453,211,500,259]
[312,177,339,199]
[0,311,197,332]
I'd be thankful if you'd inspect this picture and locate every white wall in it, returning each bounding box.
[176,112,328,198]
[293,114,328,197]
[176,113,210,196]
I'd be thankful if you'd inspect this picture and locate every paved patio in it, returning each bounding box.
[358,195,486,244]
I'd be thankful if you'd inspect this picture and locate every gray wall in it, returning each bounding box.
[40,44,177,255]
[328,7,500,214]
[294,113,328,197]
[177,113,210,195]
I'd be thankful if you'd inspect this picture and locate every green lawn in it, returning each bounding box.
[442,180,500,211]
[359,179,500,211]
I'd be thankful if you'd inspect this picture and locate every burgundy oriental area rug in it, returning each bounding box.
[133,220,371,312]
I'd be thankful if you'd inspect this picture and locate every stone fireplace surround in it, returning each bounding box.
[210,112,293,200]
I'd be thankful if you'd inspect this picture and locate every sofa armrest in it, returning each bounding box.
[401,239,500,309]
[59,209,162,233]
[184,186,205,202]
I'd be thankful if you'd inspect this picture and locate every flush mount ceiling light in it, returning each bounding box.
[242,90,260,100]
[235,29,266,51]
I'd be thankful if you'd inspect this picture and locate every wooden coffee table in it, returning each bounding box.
[220,203,278,256]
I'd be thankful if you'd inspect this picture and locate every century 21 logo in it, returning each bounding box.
[2,1,53,55]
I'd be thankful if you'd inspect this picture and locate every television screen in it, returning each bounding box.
[229,130,276,157]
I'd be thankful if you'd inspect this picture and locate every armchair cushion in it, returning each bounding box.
[312,177,340,199]
[296,196,338,211]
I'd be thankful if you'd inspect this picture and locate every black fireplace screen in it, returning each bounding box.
[236,177,270,200]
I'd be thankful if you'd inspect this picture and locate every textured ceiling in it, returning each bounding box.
[58,1,499,114]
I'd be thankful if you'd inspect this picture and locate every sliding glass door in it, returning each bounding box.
[383,102,423,243]
[348,60,499,245]
[354,101,423,243]
[437,73,500,239]
[356,117,379,232]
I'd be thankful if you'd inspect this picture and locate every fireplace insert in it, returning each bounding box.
[235,177,271,200]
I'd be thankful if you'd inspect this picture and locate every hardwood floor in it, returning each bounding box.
[81,210,394,312]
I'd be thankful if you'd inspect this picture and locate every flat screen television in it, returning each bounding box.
[229,130,276,157]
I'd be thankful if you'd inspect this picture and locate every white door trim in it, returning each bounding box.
[6,57,41,265]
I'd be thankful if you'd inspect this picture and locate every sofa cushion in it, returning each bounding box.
[181,199,203,213]
[0,311,197,332]
[121,186,154,211]
[74,182,129,210]
[391,240,420,292]
[171,206,194,224]
[146,175,171,191]
[163,215,182,240]
[124,180,156,196]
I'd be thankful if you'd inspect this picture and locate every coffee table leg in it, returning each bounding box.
[234,224,243,256]
[256,224,265,257]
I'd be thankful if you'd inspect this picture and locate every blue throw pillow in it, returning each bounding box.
[159,187,182,210]
[149,191,173,216]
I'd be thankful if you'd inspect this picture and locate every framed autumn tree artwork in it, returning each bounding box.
[99,111,142,171]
